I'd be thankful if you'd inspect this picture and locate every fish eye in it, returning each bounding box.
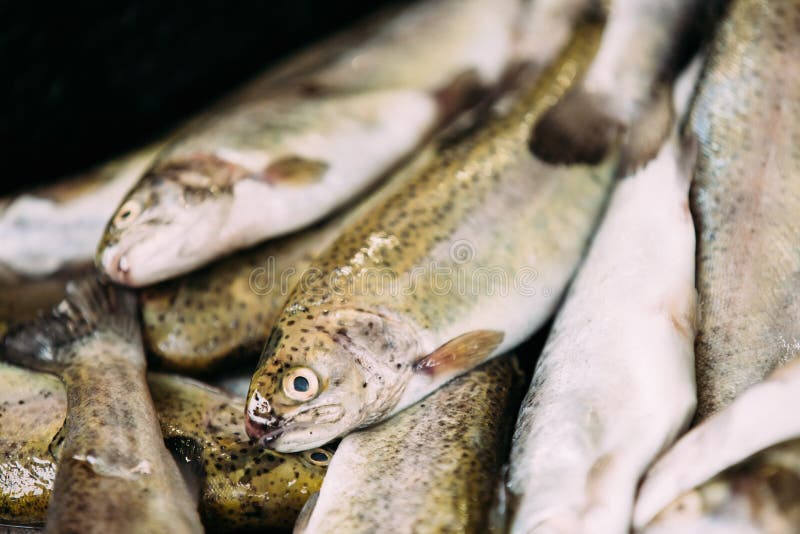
[282,367,319,402]
[303,448,332,467]
[113,200,142,229]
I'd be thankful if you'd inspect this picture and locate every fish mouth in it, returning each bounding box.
[245,415,285,444]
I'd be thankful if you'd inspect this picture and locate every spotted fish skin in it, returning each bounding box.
[1,279,202,534]
[246,24,617,453]
[297,356,523,534]
[690,0,800,421]
[0,365,327,531]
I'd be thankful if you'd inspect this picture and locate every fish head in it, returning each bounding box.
[245,307,418,452]
[97,155,244,286]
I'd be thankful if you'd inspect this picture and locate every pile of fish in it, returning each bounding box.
[1,0,798,532]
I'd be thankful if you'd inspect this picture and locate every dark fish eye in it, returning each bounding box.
[294,376,310,392]
[310,451,328,462]
[282,367,319,402]
[303,448,331,467]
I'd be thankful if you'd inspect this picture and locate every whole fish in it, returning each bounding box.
[688,0,800,421]
[634,356,800,528]
[140,144,437,371]
[505,59,700,534]
[0,146,157,280]
[0,363,328,531]
[529,0,710,170]
[295,356,523,534]
[641,438,800,534]
[245,24,617,453]
[2,279,202,533]
[97,0,518,287]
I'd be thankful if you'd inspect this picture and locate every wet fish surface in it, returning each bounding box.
[505,60,700,534]
[641,438,800,534]
[529,0,712,169]
[2,279,202,534]
[97,0,517,287]
[245,24,617,453]
[295,356,523,534]
[0,147,157,280]
[688,0,800,420]
[634,357,800,528]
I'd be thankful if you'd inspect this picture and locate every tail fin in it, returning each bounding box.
[2,276,139,372]
[529,85,621,166]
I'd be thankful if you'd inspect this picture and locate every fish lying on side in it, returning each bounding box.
[640,438,800,534]
[97,0,518,287]
[245,24,617,453]
[529,0,711,170]
[295,356,523,534]
[505,58,700,534]
[633,356,800,529]
[0,146,157,280]
[688,0,800,421]
[139,142,438,372]
[2,279,202,534]
[0,363,328,531]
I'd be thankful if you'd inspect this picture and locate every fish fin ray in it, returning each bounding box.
[262,156,329,185]
[618,86,675,176]
[528,86,621,165]
[413,330,504,378]
[2,276,138,372]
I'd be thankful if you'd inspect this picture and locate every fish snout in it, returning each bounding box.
[245,391,284,443]
[99,246,132,285]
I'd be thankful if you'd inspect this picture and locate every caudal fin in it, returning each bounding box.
[2,276,139,372]
[529,86,621,166]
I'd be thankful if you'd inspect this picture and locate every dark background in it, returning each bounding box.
[0,1,401,195]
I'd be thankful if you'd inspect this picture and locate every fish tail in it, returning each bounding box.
[2,275,138,372]
[528,85,621,166]
[617,84,675,176]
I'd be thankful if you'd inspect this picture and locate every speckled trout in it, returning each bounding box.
[295,356,523,534]
[97,0,517,287]
[1,279,202,533]
[245,25,617,453]
[688,0,800,421]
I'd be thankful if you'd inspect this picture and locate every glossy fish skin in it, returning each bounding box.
[246,25,617,453]
[512,0,600,67]
[506,61,700,534]
[634,357,800,529]
[0,365,327,531]
[296,356,523,534]
[530,0,710,169]
[98,0,518,288]
[689,0,800,421]
[641,438,800,534]
[2,279,202,534]
[0,146,157,280]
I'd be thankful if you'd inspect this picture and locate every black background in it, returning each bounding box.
[1,1,401,195]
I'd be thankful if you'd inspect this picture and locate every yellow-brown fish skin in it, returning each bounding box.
[690,0,800,421]
[247,24,617,453]
[297,356,524,534]
[1,279,202,534]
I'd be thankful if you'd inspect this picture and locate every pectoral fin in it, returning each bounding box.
[262,156,329,185]
[414,330,504,377]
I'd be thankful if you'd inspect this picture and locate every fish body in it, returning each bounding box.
[0,147,156,280]
[529,0,710,169]
[506,60,700,534]
[688,0,800,420]
[2,279,202,534]
[512,0,600,67]
[641,438,800,534]
[246,25,616,453]
[98,0,518,287]
[634,357,800,528]
[296,356,523,534]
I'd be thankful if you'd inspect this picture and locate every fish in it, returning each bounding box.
[633,356,800,528]
[687,0,800,421]
[97,0,518,287]
[529,0,712,170]
[139,142,438,372]
[640,438,800,534]
[504,58,701,534]
[245,23,617,453]
[0,146,157,281]
[295,356,523,534]
[1,278,203,533]
[0,363,328,531]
